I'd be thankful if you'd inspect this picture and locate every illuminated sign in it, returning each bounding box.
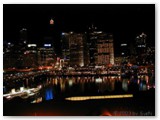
[44,44,51,47]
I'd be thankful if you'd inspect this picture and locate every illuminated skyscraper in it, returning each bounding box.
[61,32,70,60]
[22,44,38,68]
[120,41,129,64]
[88,25,114,65]
[37,44,55,66]
[20,28,28,45]
[61,32,89,67]
[97,33,114,65]
[88,24,98,65]
[135,32,147,48]
[135,32,147,65]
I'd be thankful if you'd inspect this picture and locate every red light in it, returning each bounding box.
[50,19,54,25]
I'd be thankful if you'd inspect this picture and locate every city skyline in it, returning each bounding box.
[3,4,155,116]
[3,4,155,56]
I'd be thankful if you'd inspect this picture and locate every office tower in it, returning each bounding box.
[61,32,89,67]
[21,44,38,68]
[61,32,70,61]
[97,33,114,65]
[120,42,129,64]
[88,25,114,65]
[88,24,98,65]
[135,32,147,65]
[3,42,17,69]
[20,28,28,45]
[135,32,147,54]
[37,44,55,66]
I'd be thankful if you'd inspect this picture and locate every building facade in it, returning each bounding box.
[135,32,147,54]
[135,32,147,65]
[87,25,114,65]
[61,32,89,67]
[96,33,114,65]
[37,44,55,66]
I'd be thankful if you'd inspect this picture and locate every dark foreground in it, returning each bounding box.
[4,89,155,116]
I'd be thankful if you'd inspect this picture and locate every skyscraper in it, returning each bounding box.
[61,32,70,61]
[135,32,147,49]
[19,28,28,45]
[135,32,147,65]
[87,24,98,65]
[120,41,130,64]
[37,44,55,66]
[88,25,114,65]
[61,32,89,67]
[97,33,114,65]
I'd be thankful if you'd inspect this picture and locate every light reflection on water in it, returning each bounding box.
[45,88,54,100]
[3,74,153,103]
[30,75,152,103]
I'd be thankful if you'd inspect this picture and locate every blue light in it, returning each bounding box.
[44,44,51,47]
[45,88,54,100]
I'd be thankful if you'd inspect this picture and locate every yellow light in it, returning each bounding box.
[65,94,133,101]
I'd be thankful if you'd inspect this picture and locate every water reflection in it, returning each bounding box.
[45,88,54,100]
[4,74,154,103]
[38,77,113,102]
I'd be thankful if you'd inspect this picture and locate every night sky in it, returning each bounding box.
[3,4,155,56]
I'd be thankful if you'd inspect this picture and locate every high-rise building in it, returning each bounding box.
[38,44,55,66]
[97,33,114,65]
[135,32,147,65]
[61,32,70,60]
[87,25,114,65]
[4,28,29,69]
[21,44,38,68]
[120,42,130,64]
[3,42,17,69]
[87,25,98,65]
[61,32,89,67]
[20,28,28,45]
[135,32,147,54]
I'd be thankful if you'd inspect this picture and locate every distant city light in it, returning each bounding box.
[28,44,37,47]
[20,87,24,92]
[68,79,73,87]
[23,41,27,44]
[44,44,51,47]
[11,89,16,94]
[121,44,127,46]
[138,45,146,48]
[62,32,65,35]
[95,31,102,34]
[22,28,27,31]
[20,28,27,32]
[8,42,11,45]
[95,78,102,83]
[50,19,54,25]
